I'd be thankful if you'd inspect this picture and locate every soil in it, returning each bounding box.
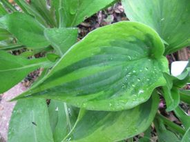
[0,83,26,141]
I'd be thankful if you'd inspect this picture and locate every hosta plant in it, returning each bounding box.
[0,0,189,142]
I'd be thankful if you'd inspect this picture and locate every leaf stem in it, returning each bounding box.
[156,113,185,135]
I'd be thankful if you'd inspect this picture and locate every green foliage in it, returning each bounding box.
[0,13,49,48]
[0,50,52,93]
[122,0,190,54]
[44,28,78,55]
[15,22,168,111]
[0,0,189,141]
[8,98,54,142]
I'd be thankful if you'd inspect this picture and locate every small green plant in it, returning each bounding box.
[0,0,189,142]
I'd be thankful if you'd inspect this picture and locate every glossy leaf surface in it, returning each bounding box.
[44,28,78,55]
[15,22,168,111]
[122,0,190,54]
[0,12,49,48]
[8,98,54,142]
[0,50,51,93]
[55,0,116,27]
[65,93,159,142]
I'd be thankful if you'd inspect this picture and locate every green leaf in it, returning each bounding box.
[181,128,190,142]
[154,117,180,142]
[44,28,78,55]
[58,0,116,27]
[1,0,17,12]
[174,106,190,130]
[122,0,190,54]
[156,113,185,135]
[0,2,7,17]
[162,74,180,111]
[0,12,49,48]
[48,100,78,142]
[139,127,151,142]
[63,92,159,142]
[180,90,190,104]
[8,98,54,142]
[14,0,56,27]
[0,28,11,41]
[0,50,51,93]
[14,21,168,111]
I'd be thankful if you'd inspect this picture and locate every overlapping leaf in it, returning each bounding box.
[174,106,190,130]
[64,93,159,142]
[8,98,54,142]
[44,28,78,55]
[182,128,190,142]
[48,100,78,142]
[154,117,180,142]
[15,22,168,111]
[51,0,117,27]
[0,50,51,93]
[0,12,49,48]
[14,0,56,27]
[122,0,190,54]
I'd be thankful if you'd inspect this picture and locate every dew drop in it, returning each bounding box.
[161,18,165,21]
[128,56,132,60]
[55,107,59,111]
[137,78,141,82]
[133,70,136,73]
[66,137,71,141]
[70,7,76,15]
[132,84,135,87]
[83,103,87,107]
[138,90,144,94]
[68,108,71,115]
[145,67,148,70]
[132,98,136,101]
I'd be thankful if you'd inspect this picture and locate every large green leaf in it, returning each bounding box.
[122,0,190,54]
[44,28,78,55]
[8,98,54,142]
[63,92,159,142]
[0,50,51,93]
[54,0,116,27]
[14,22,168,111]
[48,100,78,142]
[0,12,49,48]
